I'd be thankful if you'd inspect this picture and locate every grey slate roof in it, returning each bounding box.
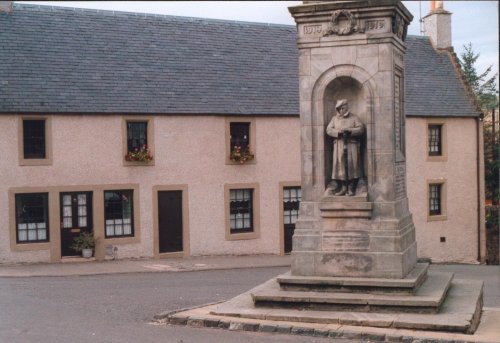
[405,35,479,117]
[0,4,479,117]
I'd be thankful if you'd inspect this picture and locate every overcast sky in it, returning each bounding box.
[17,1,499,86]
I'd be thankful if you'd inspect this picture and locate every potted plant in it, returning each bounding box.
[229,145,254,164]
[125,144,153,162]
[71,232,98,258]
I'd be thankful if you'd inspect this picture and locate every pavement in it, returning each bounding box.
[0,254,292,277]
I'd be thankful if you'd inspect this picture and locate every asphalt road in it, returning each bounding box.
[0,266,340,343]
[0,265,498,343]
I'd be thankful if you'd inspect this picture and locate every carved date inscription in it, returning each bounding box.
[304,25,322,35]
[365,20,385,31]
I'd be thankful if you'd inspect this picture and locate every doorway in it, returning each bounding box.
[158,190,183,254]
[60,192,93,257]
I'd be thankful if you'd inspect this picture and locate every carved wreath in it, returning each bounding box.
[324,10,362,36]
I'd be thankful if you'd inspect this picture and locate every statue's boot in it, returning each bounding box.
[347,181,356,196]
[334,182,347,196]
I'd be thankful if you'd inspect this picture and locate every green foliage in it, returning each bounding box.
[458,42,498,109]
[484,123,499,204]
[71,232,97,252]
[459,43,499,205]
[485,205,499,265]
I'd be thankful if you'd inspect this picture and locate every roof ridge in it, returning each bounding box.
[13,2,296,29]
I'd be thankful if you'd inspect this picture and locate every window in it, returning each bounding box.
[428,125,442,156]
[225,183,260,240]
[122,117,154,166]
[23,119,46,159]
[104,190,134,238]
[229,189,253,234]
[230,122,250,151]
[19,116,52,166]
[283,187,301,225]
[15,193,49,243]
[283,186,301,254]
[225,118,256,165]
[429,183,442,216]
[127,121,148,152]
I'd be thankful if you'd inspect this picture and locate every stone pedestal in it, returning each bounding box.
[289,0,417,279]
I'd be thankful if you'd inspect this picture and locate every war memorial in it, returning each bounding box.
[162,1,496,341]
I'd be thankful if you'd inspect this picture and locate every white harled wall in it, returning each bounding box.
[0,114,301,263]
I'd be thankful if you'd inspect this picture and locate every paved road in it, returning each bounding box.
[0,265,498,343]
[0,267,343,343]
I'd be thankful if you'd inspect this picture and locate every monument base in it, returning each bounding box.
[208,270,484,334]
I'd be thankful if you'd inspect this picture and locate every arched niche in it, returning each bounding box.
[311,65,376,199]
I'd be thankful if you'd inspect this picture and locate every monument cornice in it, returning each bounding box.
[289,0,413,23]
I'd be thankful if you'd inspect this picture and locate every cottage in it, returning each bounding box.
[0,2,484,264]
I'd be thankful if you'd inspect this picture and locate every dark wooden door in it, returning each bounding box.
[283,187,301,254]
[158,191,183,254]
[60,192,93,257]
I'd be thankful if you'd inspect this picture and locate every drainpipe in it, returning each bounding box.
[477,114,486,263]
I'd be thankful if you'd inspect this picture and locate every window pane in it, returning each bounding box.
[127,122,148,152]
[63,195,71,205]
[229,188,253,233]
[104,190,134,237]
[23,120,46,159]
[77,194,86,205]
[38,229,47,240]
[230,122,250,150]
[18,229,27,241]
[63,217,72,228]
[428,125,442,156]
[15,193,49,243]
[78,217,87,227]
[429,184,442,215]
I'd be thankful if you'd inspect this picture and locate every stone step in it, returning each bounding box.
[212,278,483,334]
[252,271,453,313]
[277,263,428,295]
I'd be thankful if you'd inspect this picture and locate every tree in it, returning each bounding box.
[458,43,499,205]
[458,42,498,109]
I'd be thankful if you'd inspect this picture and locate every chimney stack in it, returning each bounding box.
[423,1,452,49]
[0,1,13,13]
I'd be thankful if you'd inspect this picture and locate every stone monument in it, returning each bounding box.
[211,0,484,334]
[289,0,417,280]
[206,0,485,335]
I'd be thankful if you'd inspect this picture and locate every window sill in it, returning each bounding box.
[11,241,50,252]
[225,158,257,166]
[427,214,447,222]
[426,155,448,162]
[19,158,52,166]
[103,236,139,245]
[123,160,155,167]
[226,231,259,241]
